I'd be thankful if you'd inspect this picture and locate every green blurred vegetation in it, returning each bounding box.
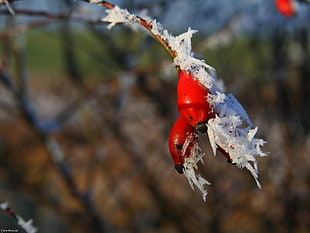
[199,38,274,83]
[23,29,275,83]
[26,31,63,74]
[25,28,169,79]
[26,29,105,77]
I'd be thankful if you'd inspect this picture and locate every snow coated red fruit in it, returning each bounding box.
[169,70,235,173]
[276,0,297,17]
[177,70,213,133]
[168,116,198,174]
[169,70,215,173]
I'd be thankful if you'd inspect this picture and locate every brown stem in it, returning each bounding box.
[78,0,178,59]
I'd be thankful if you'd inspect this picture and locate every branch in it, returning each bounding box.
[77,0,177,59]
[0,0,17,15]
[0,9,105,39]
[0,201,37,233]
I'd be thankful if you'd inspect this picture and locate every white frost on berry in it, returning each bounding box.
[155,22,268,192]
[151,26,215,88]
[206,93,267,188]
[182,133,211,201]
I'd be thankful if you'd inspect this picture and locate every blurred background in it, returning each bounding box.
[0,0,309,232]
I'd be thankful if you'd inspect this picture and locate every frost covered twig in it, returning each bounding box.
[0,0,16,15]
[78,0,268,200]
[0,202,37,233]
[78,0,178,59]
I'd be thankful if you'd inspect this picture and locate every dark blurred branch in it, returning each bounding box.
[0,8,105,23]
[0,0,18,15]
[61,1,84,87]
[0,0,18,5]
[0,70,108,233]
[0,9,106,40]
[0,8,72,18]
[0,27,108,230]
[0,19,53,40]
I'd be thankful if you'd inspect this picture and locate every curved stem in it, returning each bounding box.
[78,0,177,59]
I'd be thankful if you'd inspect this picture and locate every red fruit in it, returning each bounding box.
[276,0,297,17]
[178,70,214,133]
[168,116,198,173]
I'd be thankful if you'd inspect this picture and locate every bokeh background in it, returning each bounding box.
[0,0,309,232]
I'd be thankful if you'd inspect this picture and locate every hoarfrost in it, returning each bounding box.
[206,101,267,189]
[89,0,104,3]
[102,7,214,87]
[182,134,211,202]
[0,202,9,209]
[155,27,215,88]
[102,6,136,30]
[17,216,38,233]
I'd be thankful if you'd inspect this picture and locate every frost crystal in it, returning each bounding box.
[182,134,211,202]
[17,216,38,233]
[151,26,215,88]
[206,92,267,189]
[102,6,136,30]
[89,0,103,3]
[0,202,9,209]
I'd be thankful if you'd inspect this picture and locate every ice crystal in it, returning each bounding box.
[182,133,211,201]
[17,216,38,233]
[0,202,9,209]
[89,0,103,3]
[102,6,136,30]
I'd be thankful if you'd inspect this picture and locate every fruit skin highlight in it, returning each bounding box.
[177,70,214,133]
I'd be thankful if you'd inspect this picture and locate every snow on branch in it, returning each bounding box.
[0,202,37,233]
[0,0,16,15]
[103,6,136,29]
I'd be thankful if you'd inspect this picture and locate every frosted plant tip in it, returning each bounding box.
[102,6,136,30]
[183,158,211,202]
